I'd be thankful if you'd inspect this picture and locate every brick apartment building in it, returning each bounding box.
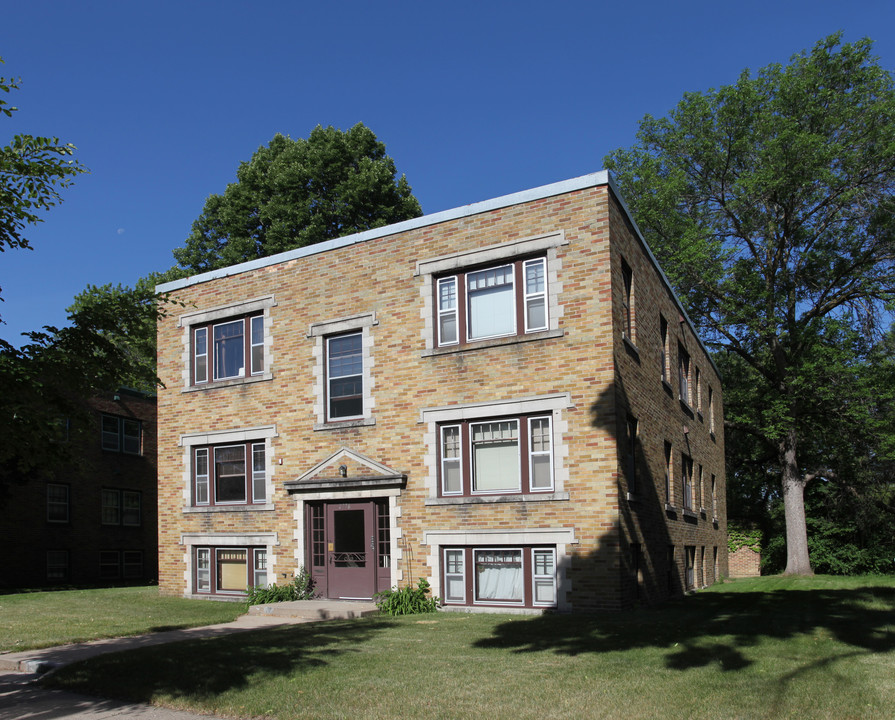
[0,389,158,589]
[155,172,727,611]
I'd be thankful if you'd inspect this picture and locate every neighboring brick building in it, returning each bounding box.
[0,389,158,589]
[156,172,727,611]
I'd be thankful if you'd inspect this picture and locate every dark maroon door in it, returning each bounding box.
[325,501,376,599]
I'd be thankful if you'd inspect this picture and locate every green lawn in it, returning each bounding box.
[42,575,895,720]
[0,586,244,651]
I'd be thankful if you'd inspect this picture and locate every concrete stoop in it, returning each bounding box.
[248,599,379,620]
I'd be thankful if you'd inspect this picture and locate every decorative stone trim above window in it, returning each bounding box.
[416,232,567,352]
[308,312,377,429]
[178,295,276,391]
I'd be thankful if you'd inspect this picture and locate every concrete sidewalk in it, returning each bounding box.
[0,600,379,719]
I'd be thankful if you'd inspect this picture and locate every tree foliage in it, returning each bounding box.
[0,57,86,321]
[605,34,895,574]
[173,123,422,273]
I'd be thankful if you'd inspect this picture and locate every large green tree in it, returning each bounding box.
[0,57,86,325]
[604,34,895,574]
[174,123,422,273]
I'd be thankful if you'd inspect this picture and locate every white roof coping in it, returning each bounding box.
[156,171,611,293]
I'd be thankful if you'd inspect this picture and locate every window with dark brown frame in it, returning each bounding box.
[438,415,553,497]
[194,546,267,595]
[436,256,548,347]
[192,314,264,385]
[442,546,557,608]
[621,259,634,342]
[193,441,266,506]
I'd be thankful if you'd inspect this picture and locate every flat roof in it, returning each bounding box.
[156,171,611,293]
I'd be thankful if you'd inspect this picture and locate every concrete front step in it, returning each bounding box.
[247,599,379,620]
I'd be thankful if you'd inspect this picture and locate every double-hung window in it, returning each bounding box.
[47,484,69,523]
[194,442,267,506]
[682,455,693,512]
[101,415,142,455]
[436,257,549,347]
[194,315,264,384]
[327,333,363,421]
[678,345,691,405]
[439,415,553,496]
[441,546,557,608]
[102,489,141,526]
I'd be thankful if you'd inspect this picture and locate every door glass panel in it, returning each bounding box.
[333,509,366,567]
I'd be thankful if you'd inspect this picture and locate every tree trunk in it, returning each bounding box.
[781,430,813,575]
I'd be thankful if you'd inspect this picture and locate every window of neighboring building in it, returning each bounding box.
[621,259,634,343]
[194,546,267,595]
[326,333,363,421]
[695,367,702,414]
[46,550,69,581]
[435,257,549,347]
[625,416,638,495]
[47,483,69,523]
[708,386,716,434]
[101,415,142,455]
[664,442,673,506]
[100,551,120,579]
[441,546,556,608]
[123,551,143,578]
[102,489,142,526]
[713,546,719,581]
[697,464,704,510]
[438,415,553,497]
[678,345,691,405]
[193,442,267,506]
[682,455,694,511]
[711,474,717,519]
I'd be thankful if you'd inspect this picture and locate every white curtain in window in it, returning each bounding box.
[476,551,522,601]
[473,422,519,492]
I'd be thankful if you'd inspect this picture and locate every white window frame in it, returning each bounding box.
[253,548,268,588]
[194,326,208,384]
[523,257,549,334]
[196,547,211,592]
[440,425,463,496]
[326,332,364,422]
[250,315,265,375]
[212,318,247,381]
[437,276,459,346]
[465,263,517,342]
[443,548,466,604]
[532,548,557,606]
[528,416,554,492]
[471,419,521,495]
[474,548,524,606]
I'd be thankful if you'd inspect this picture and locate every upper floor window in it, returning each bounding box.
[660,315,669,384]
[682,454,694,511]
[47,483,69,523]
[327,333,363,421]
[664,442,673,505]
[102,489,141,526]
[621,259,634,342]
[678,345,691,405]
[178,295,276,390]
[194,314,264,384]
[193,441,267,506]
[625,416,638,494]
[101,414,141,455]
[436,257,548,347]
[439,415,553,497]
[708,386,716,434]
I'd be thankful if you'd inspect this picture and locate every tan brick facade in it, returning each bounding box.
[156,173,727,611]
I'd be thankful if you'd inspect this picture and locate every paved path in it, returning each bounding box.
[0,601,378,719]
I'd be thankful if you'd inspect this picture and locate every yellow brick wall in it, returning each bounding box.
[156,180,726,610]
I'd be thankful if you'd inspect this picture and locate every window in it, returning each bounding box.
[193,442,267,506]
[660,315,669,384]
[47,483,69,523]
[123,551,143,579]
[100,551,120,579]
[194,546,267,595]
[102,489,141,526]
[713,546,719,581]
[695,367,702,414]
[101,415,142,455]
[435,257,549,347]
[682,455,693,511]
[685,546,696,590]
[621,259,634,342]
[441,546,557,608]
[711,474,717,519]
[663,442,673,506]
[698,464,704,510]
[46,550,69,581]
[438,415,553,496]
[708,386,715,434]
[678,345,691,404]
[624,416,638,495]
[327,333,363,420]
[193,314,264,385]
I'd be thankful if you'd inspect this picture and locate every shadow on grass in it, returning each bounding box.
[475,584,895,672]
[46,618,396,703]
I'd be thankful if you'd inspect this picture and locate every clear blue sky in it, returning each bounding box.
[2,1,893,344]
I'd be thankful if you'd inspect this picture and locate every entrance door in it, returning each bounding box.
[325,501,376,599]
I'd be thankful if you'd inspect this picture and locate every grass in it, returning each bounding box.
[0,586,244,651]
[40,575,895,720]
